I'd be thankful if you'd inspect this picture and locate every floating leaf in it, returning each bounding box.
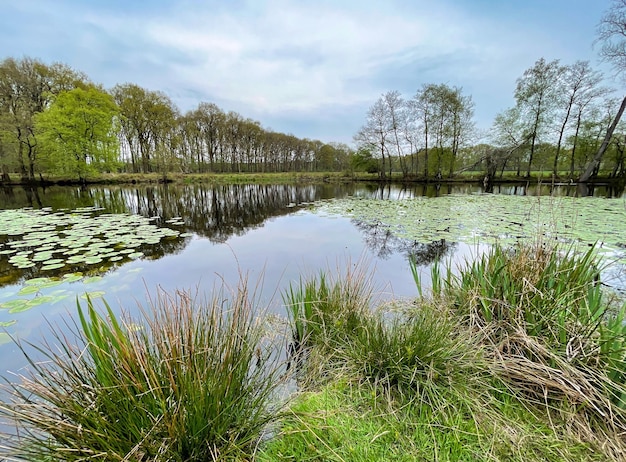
[18,286,41,296]
[1,299,30,312]
[0,320,16,327]
[41,263,66,271]
[24,277,52,286]
[83,276,103,284]
[62,273,83,283]
[80,291,105,299]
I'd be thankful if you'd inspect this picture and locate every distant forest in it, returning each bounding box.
[0,55,625,183]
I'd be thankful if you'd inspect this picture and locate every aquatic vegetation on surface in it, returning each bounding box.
[314,194,626,261]
[0,206,181,272]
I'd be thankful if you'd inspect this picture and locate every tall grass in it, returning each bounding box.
[412,242,626,440]
[282,263,374,366]
[0,280,283,461]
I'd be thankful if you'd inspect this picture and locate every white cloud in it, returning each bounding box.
[133,0,476,112]
[0,0,611,142]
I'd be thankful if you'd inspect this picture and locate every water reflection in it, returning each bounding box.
[352,218,456,264]
[1,181,625,289]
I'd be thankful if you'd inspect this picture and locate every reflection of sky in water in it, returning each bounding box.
[4,181,623,378]
[1,211,460,375]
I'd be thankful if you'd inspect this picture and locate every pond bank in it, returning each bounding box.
[2,171,625,189]
[1,242,625,461]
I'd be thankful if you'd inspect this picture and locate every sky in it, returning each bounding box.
[0,0,617,145]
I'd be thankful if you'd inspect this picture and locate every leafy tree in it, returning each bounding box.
[111,83,178,174]
[0,57,85,180]
[350,149,379,173]
[514,58,564,177]
[36,86,120,181]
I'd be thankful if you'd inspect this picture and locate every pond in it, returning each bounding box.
[1,180,626,375]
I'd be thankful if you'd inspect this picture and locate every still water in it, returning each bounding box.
[0,181,624,375]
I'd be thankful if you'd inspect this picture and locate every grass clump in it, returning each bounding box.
[282,263,374,376]
[0,281,283,461]
[271,245,626,461]
[417,242,626,456]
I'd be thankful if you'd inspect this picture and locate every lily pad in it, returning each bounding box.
[18,286,41,296]
[62,273,84,283]
[83,276,103,284]
[24,277,52,286]
[1,299,30,312]
[80,291,105,299]
[41,263,66,271]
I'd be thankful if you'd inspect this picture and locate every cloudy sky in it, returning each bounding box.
[0,0,616,144]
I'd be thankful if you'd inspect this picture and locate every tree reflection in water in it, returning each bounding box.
[353,218,456,264]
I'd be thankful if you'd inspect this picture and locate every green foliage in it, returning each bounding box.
[349,149,380,173]
[259,380,609,462]
[36,86,120,180]
[413,242,626,425]
[283,263,373,355]
[0,285,283,461]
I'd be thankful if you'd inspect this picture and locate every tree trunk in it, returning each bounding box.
[579,95,626,183]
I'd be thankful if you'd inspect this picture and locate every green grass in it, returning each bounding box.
[0,280,283,461]
[258,379,609,461]
[2,243,626,460]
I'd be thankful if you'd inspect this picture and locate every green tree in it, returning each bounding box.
[514,58,564,177]
[111,84,178,173]
[36,86,120,181]
[0,57,85,180]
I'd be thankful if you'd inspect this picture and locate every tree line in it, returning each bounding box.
[354,58,626,182]
[354,0,626,183]
[0,57,352,182]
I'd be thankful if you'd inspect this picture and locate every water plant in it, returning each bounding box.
[0,281,283,461]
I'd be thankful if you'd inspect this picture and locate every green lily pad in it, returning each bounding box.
[80,291,105,300]
[1,299,30,312]
[83,276,103,284]
[62,273,84,283]
[0,320,17,327]
[24,277,52,286]
[41,263,66,271]
[18,286,41,295]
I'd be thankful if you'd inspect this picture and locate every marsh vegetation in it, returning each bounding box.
[1,241,626,461]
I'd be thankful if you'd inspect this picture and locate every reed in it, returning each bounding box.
[0,281,283,461]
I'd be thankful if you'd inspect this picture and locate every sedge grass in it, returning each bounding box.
[0,280,284,462]
[411,241,626,453]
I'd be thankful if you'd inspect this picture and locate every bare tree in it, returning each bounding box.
[580,0,626,181]
[354,96,391,179]
[553,61,607,176]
